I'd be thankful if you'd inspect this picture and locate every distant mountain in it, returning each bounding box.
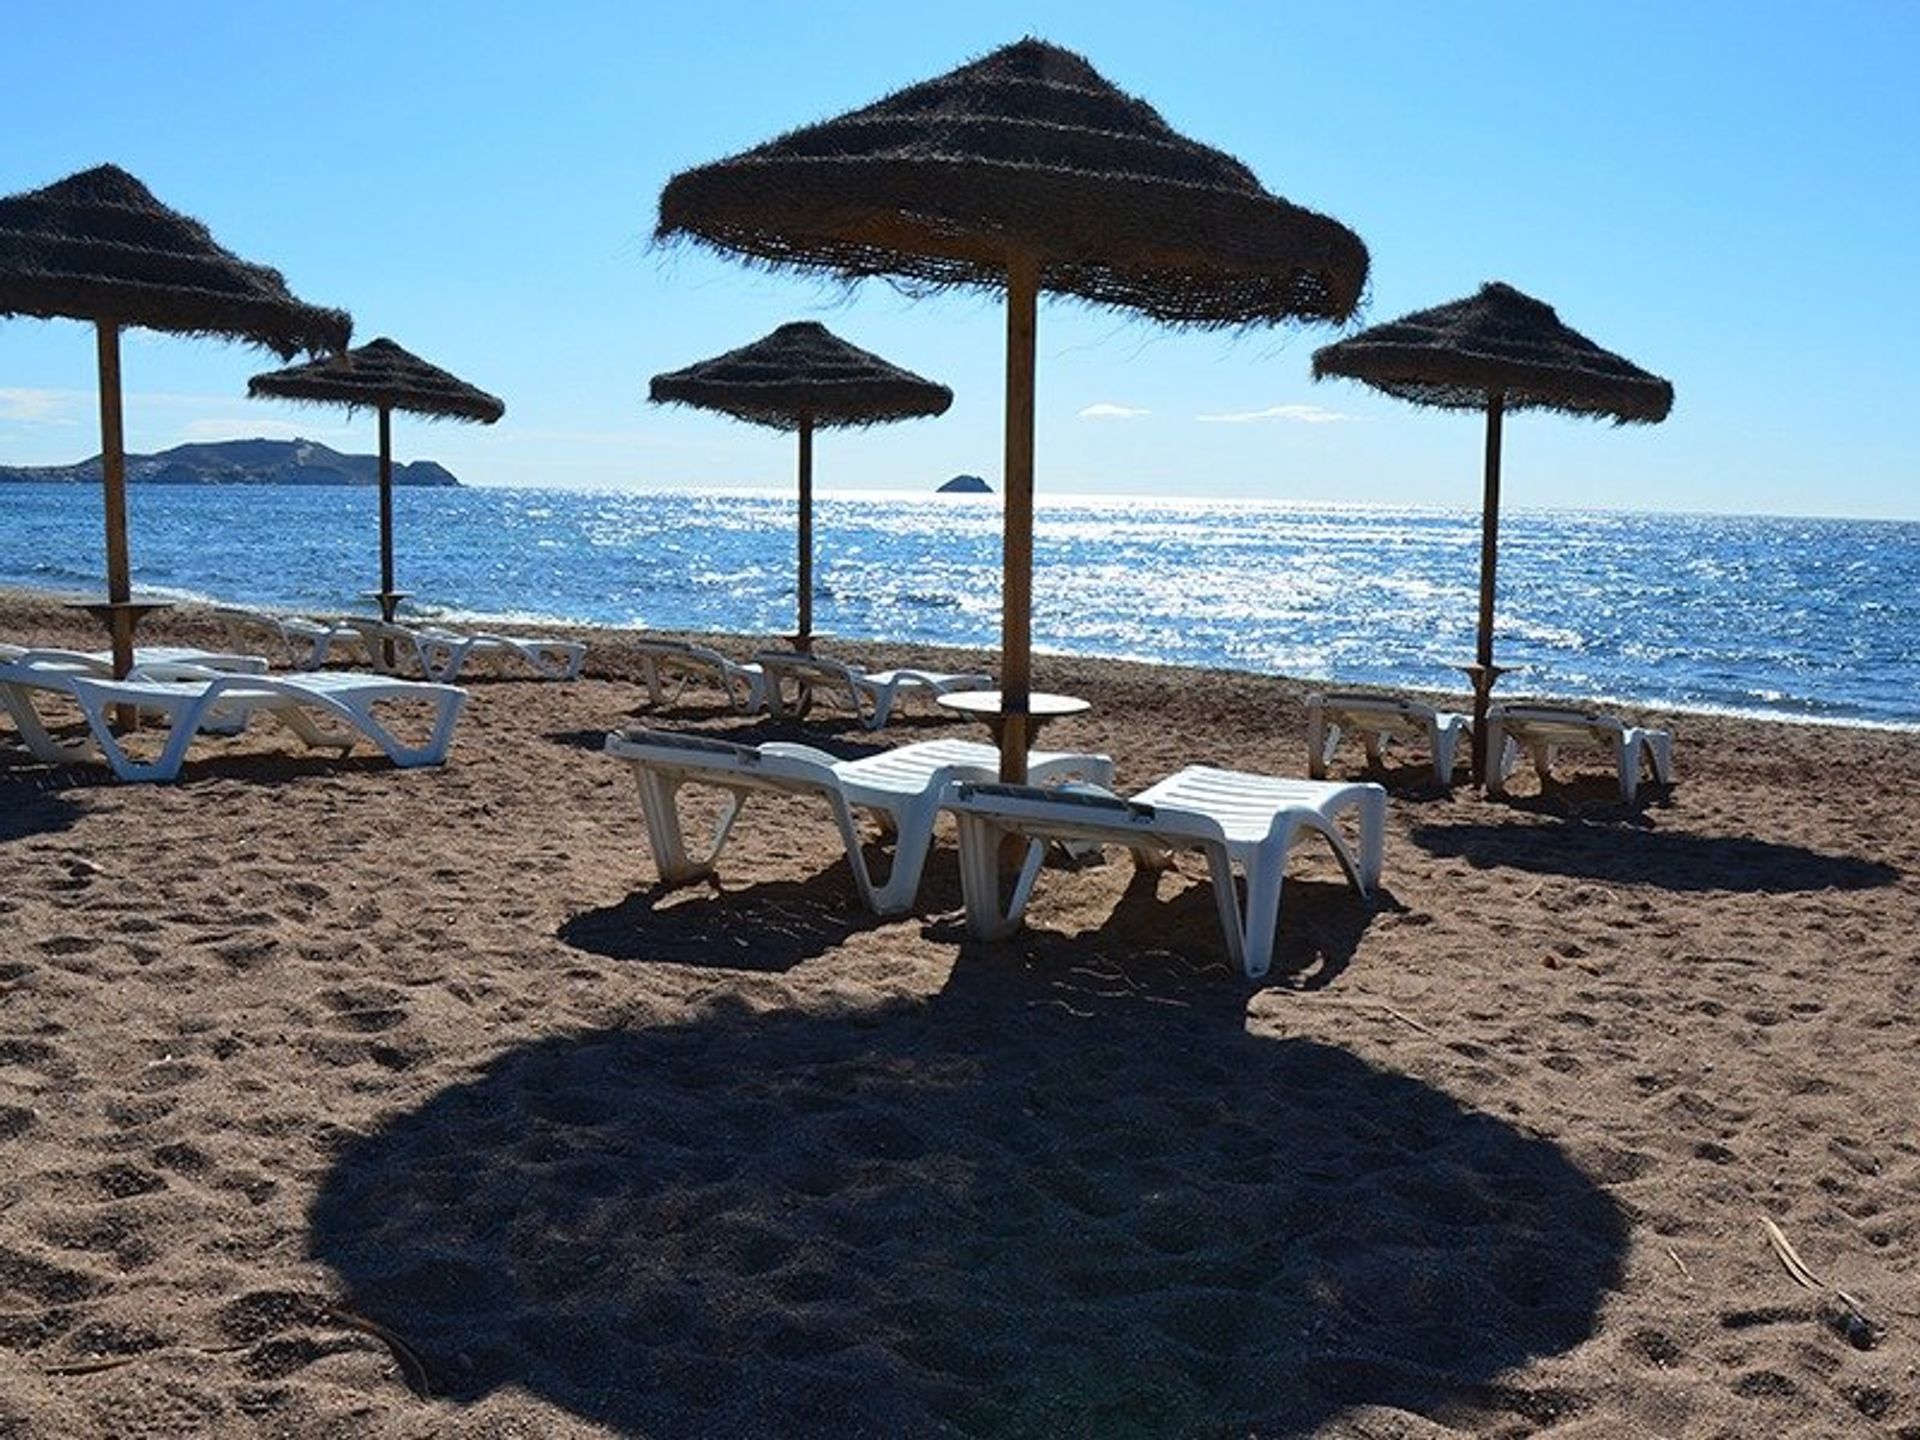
[938,473,991,494]
[0,437,461,487]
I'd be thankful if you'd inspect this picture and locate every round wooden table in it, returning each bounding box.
[935,688,1090,745]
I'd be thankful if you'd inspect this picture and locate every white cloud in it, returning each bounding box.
[1078,402,1150,420]
[0,387,80,424]
[1196,403,1351,425]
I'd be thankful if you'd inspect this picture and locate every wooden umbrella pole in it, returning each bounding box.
[377,405,397,621]
[95,320,137,685]
[999,252,1040,784]
[1471,389,1505,784]
[796,416,814,650]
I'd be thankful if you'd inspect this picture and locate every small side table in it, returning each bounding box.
[935,689,1090,746]
[65,597,173,645]
[65,598,172,727]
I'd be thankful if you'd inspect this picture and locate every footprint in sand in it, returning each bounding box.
[317,984,410,1034]
[35,934,100,957]
[0,1037,76,1079]
[86,1162,169,1202]
[0,1243,110,1309]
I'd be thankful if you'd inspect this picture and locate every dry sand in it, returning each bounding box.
[1,587,1916,1438]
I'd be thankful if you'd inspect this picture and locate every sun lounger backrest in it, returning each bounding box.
[954,781,1156,822]
[613,729,763,765]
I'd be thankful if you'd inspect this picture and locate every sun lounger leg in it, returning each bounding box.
[954,814,1045,940]
[416,638,472,683]
[1615,739,1635,804]
[735,670,768,714]
[523,642,585,680]
[1,684,99,764]
[859,792,950,915]
[70,691,201,782]
[632,771,747,884]
[1306,702,1334,779]
[1356,787,1386,892]
[263,706,358,754]
[329,691,465,767]
[1527,741,1556,785]
[1484,714,1509,795]
[858,680,895,730]
[1431,724,1464,786]
[765,673,805,718]
[821,795,913,915]
[1645,730,1673,788]
[639,654,671,709]
[1200,844,1258,975]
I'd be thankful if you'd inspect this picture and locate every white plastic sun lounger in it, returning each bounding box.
[1307,690,1471,786]
[603,730,1114,915]
[1485,704,1674,804]
[944,765,1387,979]
[1,646,273,749]
[344,618,586,682]
[754,650,992,730]
[1,645,269,677]
[1,660,465,782]
[1,654,259,768]
[632,638,768,714]
[213,606,371,670]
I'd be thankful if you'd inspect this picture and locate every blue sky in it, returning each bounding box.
[2,1,1915,518]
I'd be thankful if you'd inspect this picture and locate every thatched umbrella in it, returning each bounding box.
[650,320,951,649]
[1312,281,1674,782]
[249,337,504,621]
[0,164,351,676]
[658,37,1367,780]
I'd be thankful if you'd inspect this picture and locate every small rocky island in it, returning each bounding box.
[0,438,461,487]
[937,473,991,494]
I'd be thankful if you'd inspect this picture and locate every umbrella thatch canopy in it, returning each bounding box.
[249,338,504,619]
[1313,281,1674,783]
[0,163,352,675]
[650,321,952,647]
[659,37,1368,778]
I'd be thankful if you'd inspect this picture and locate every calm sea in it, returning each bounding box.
[3,483,1916,728]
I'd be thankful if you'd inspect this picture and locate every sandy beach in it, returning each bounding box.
[1,586,1916,1437]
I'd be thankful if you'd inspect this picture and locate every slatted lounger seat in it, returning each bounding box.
[1485,704,1673,804]
[0,659,465,782]
[1307,690,1471,786]
[603,730,1113,916]
[344,618,586,682]
[944,765,1387,979]
[754,650,992,730]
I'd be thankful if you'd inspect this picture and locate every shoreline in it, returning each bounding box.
[6,578,1917,737]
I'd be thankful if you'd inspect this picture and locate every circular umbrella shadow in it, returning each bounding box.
[308,973,1626,1436]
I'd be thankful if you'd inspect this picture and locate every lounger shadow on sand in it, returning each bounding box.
[1411,820,1898,894]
